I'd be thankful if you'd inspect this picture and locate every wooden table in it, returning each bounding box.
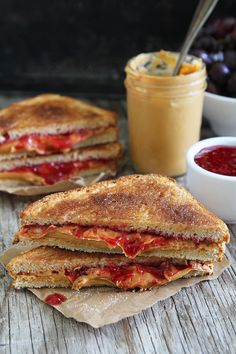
[0,93,235,354]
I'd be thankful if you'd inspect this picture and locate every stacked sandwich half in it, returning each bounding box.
[0,94,121,187]
[7,174,229,291]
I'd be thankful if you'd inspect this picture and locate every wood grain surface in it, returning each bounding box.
[0,94,235,354]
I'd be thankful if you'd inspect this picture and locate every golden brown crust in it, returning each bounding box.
[15,237,224,262]
[12,275,71,289]
[0,142,122,171]
[20,174,230,243]
[7,246,179,273]
[7,247,214,290]
[7,245,213,273]
[0,94,117,137]
[14,226,224,261]
[0,142,122,185]
[0,126,118,159]
[11,267,212,290]
[0,162,119,186]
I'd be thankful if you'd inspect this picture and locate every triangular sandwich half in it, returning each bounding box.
[6,246,213,290]
[14,174,229,260]
[0,94,118,160]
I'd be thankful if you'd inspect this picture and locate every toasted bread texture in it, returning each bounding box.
[14,225,225,261]
[20,174,230,243]
[0,163,118,186]
[0,142,121,185]
[0,126,118,160]
[0,94,117,139]
[7,246,191,273]
[10,268,212,290]
[0,142,122,171]
[7,247,213,290]
[15,237,224,262]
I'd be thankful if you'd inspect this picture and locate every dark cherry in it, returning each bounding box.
[207,80,221,95]
[190,49,212,65]
[208,52,224,64]
[193,35,219,52]
[191,16,236,98]
[209,62,230,85]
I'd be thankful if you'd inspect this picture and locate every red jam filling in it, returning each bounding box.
[194,145,236,176]
[99,232,172,258]
[21,224,206,258]
[0,129,104,154]
[64,268,88,283]
[8,159,111,184]
[45,293,67,305]
[64,263,190,290]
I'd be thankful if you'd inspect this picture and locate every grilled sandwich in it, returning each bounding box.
[8,174,229,290]
[14,174,229,260]
[6,246,213,290]
[0,94,117,159]
[0,94,122,186]
[0,142,121,186]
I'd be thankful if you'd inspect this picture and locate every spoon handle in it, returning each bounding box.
[173,0,219,76]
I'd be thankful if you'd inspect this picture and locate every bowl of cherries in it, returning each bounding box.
[191,17,236,136]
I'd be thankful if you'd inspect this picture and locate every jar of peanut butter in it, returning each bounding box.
[125,50,206,176]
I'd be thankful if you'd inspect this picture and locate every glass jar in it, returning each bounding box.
[125,53,206,176]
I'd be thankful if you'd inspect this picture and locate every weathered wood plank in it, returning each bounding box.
[0,95,236,354]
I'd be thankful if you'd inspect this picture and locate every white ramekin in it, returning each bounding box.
[186,136,236,223]
[204,92,236,136]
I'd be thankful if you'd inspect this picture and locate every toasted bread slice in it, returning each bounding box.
[0,142,121,170]
[14,224,225,262]
[7,247,213,290]
[0,142,122,185]
[0,164,118,187]
[0,126,118,160]
[20,174,229,243]
[0,94,117,139]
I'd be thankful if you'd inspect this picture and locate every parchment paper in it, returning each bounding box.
[0,245,229,328]
[0,171,116,196]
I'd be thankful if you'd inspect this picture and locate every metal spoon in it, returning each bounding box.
[173,0,219,76]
